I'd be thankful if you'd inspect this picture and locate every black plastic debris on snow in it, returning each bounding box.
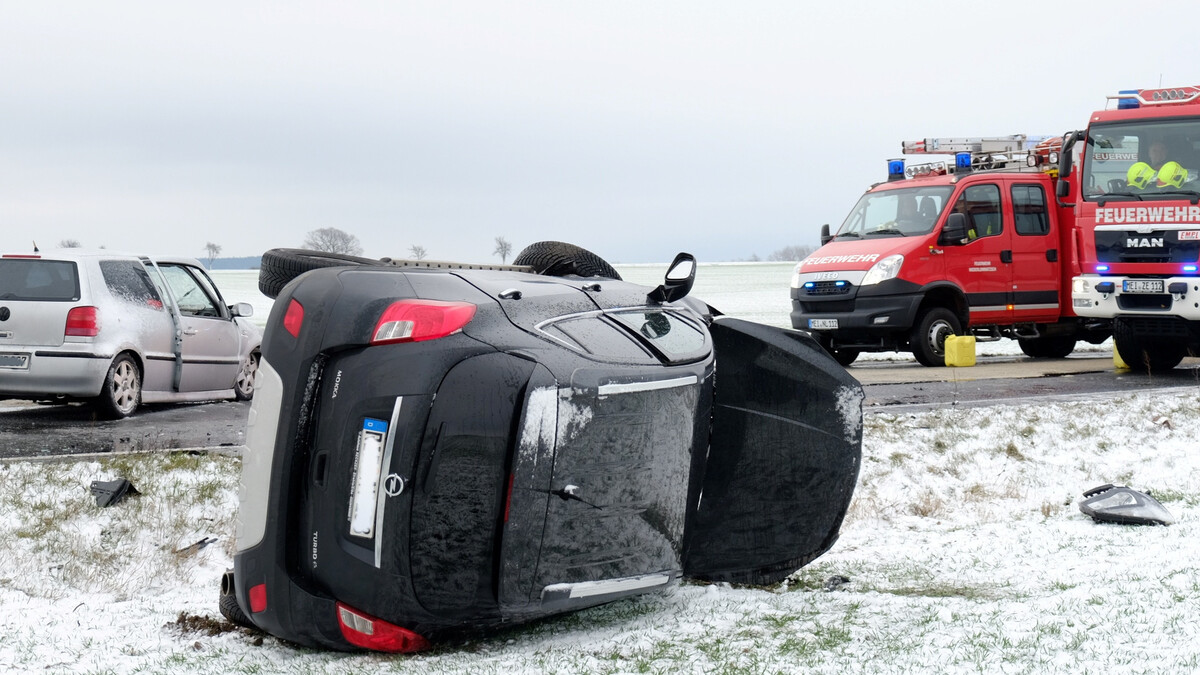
[1078,484,1174,526]
[90,478,140,507]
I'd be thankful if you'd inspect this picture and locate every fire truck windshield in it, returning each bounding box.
[834,186,953,239]
[1083,120,1200,199]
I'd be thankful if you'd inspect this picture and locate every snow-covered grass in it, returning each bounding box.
[3,389,1200,673]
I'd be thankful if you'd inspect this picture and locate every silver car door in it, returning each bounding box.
[153,263,241,392]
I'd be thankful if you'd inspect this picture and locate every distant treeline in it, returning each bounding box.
[207,256,262,270]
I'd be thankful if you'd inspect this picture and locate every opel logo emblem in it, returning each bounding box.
[384,474,406,497]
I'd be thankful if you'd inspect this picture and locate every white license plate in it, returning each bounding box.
[1122,279,1164,294]
[808,319,839,330]
[0,353,29,369]
[347,418,388,539]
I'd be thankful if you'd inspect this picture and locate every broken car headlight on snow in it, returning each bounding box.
[1078,484,1174,526]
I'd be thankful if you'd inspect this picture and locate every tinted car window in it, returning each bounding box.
[0,259,80,301]
[100,260,164,309]
[158,264,221,317]
[548,316,657,363]
[609,310,708,363]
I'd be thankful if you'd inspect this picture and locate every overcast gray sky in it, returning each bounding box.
[3,1,1198,264]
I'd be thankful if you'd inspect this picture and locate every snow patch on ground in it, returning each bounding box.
[3,389,1200,672]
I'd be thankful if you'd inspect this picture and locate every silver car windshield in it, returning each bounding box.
[833,186,954,239]
[1083,120,1200,200]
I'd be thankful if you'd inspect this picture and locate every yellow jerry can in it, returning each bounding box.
[944,335,976,367]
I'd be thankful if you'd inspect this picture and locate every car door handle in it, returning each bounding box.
[182,329,198,336]
[1046,249,1058,262]
[1000,250,1013,264]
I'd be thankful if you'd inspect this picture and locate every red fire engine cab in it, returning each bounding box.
[1068,86,1200,372]
[791,134,1110,366]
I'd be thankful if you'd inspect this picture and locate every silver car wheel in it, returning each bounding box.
[98,354,142,418]
[235,351,260,400]
[111,359,139,415]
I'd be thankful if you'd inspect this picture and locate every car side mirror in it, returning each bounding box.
[229,302,254,318]
[647,252,696,304]
[820,223,832,245]
[939,213,969,246]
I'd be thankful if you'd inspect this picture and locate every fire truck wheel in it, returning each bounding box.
[817,337,860,366]
[1113,321,1186,373]
[1018,336,1077,359]
[910,307,960,367]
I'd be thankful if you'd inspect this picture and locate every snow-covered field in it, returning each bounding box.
[3,388,1199,673]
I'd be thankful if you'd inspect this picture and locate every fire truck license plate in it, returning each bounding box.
[808,319,839,330]
[1122,280,1164,294]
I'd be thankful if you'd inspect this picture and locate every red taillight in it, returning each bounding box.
[64,306,99,337]
[503,473,514,523]
[249,583,267,613]
[336,603,430,653]
[371,300,476,345]
[282,299,304,338]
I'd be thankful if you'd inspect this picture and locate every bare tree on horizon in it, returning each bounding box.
[59,239,82,248]
[409,245,428,260]
[493,236,512,264]
[303,227,363,256]
[204,242,222,268]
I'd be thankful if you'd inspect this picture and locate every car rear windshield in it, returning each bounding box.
[0,259,81,301]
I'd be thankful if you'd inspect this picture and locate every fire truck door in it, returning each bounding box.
[943,184,1013,325]
[1007,183,1060,323]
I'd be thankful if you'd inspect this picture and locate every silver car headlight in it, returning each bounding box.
[860,255,903,286]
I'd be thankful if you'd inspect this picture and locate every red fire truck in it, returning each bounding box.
[1068,86,1200,372]
[791,134,1110,366]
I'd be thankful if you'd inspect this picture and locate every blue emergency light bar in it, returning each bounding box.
[1185,265,1198,273]
[955,153,972,172]
[1117,89,1140,110]
[1096,265,1110,272]
[887,159,905,181]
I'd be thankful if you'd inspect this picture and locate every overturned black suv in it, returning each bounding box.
[226,242,862,652]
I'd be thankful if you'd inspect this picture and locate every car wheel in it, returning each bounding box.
[1114,319,1185,372]
[234,351,259,401]
[96,353,141,419]
[258,248,388,299]
[219,570,256,629]
[909,307,960,367]
[512,241,622,280]
[1018,336,1077,359]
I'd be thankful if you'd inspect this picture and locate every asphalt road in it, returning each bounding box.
[2,353,1198,458]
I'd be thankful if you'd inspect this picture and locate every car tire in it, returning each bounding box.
[1018,336,1077,359]
[1114,319,1185,372]
[258,248,387,299]
[96,353,141,419]
[234,351,259,401]
[219,570,256,629]
[512,241,623,280]
[910,307,960,367]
